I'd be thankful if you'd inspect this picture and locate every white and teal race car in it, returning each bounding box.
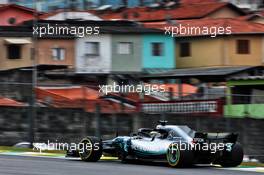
[67,121,244,167]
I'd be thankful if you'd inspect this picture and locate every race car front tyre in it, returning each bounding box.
[219,143,244,167]
[166,143,193,167]
[79,136,103,162]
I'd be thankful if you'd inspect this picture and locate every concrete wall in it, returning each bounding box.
[176,35,263,68]
[0,107,263,161]
[208,6,241,18]
[176,38,223,68]
[76,34,176,72]
[37,39,75,67]
[227,35,262,66]
[75,34,112,73]
[224,104,264,119]
[0,8,34,26]
[111,34,142,72]
[0,37,33,70]
[143,34,175,69]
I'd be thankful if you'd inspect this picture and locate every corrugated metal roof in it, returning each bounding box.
[36,86,137,113]
[98,2,245,22]
[144,18,264,37]
[0,97,25,107]
[229,76,264,81]
[0,20,162,37]
[144,66,256,77]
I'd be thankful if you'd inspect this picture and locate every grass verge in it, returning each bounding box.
[0,147,262,164]
[0,146,65,154]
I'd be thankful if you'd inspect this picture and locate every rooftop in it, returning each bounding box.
[181,0,217,3]
[0,20,162,37]
[97,2,245,22]
[40,10,102,21]
[0,97,25,107]
[142,66,264,82]
[0,4,44,15]
[28,20,163,34]
[36,86,150,113]
[144,18,264,36]
[229,76,264,81]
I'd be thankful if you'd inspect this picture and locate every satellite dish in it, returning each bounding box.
[165,1,178,8]
[148,3,160,9]
[97,5,112,11]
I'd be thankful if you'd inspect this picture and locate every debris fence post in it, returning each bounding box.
[132,113,140,133]
[82,86,88,137]
[95,103,101,138]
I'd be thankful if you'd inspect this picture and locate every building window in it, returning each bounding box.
[85,42,100,56]
[117,42,133,55]
[52,48,65,60]
[237,40,250,54]
[180,42,191,57]
[151,42,164,56]
[7,44,21,59]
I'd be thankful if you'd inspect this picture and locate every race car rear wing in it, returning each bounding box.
[194,132,238,143]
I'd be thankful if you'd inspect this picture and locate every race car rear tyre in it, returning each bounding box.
[79,136,103,162]
[166,143,193,167]
[219,143,244,167]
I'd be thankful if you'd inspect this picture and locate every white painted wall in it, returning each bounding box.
[0,0,8,4]
[46,12,102,21]
[222,0,262,10]
[75,34,112,73]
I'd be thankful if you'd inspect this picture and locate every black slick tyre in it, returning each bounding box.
[79,136,103,162]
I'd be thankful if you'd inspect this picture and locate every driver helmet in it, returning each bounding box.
[156,125,165,130]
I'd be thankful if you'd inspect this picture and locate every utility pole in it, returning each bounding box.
[95,103,101,138]
[139,0,144,6]
[29,0,38,148]
[122,0,128,7]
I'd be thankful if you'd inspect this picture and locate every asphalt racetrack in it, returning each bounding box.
[0,155,262,175]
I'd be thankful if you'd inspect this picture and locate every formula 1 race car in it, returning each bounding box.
[66,121,244,167]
